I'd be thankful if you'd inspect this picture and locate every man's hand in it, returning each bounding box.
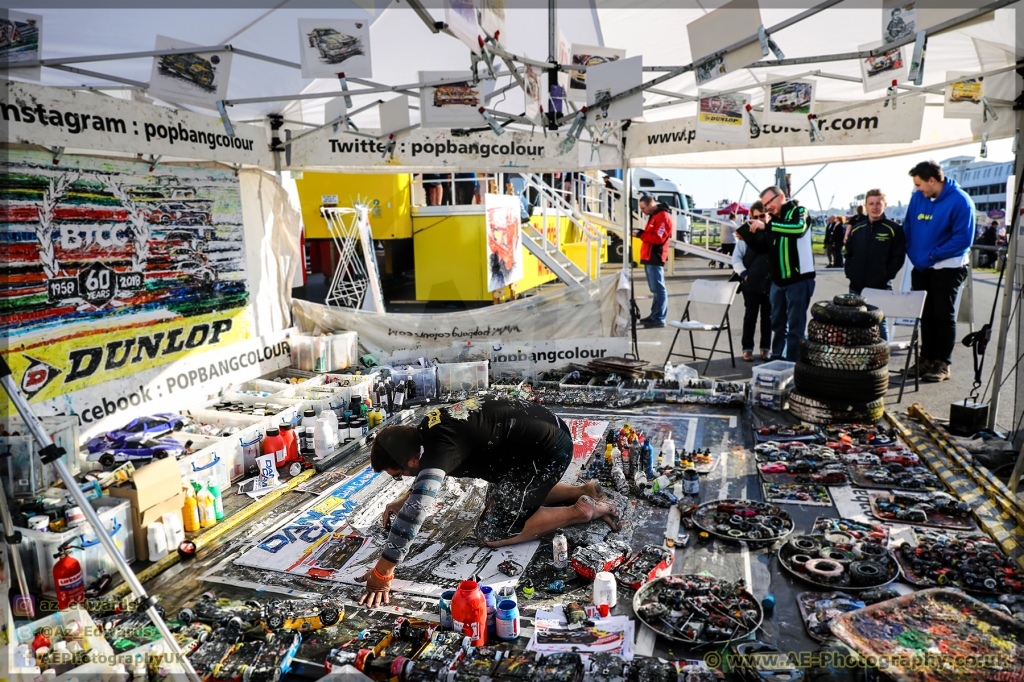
[356,565,393,608]
[631,228,642,237]
[747,219,765,232]
[381,498,404,529]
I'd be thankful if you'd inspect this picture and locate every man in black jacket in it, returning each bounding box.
[732,201,772,361]
[844,189,906,340]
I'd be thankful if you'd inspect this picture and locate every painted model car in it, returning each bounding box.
[86,413,189,453]
[406,631,472,682]
[159,53,217,89]
[188,621,243,679]
[845,452,881,466]
[244,631,301,682]
[614,545,674,590]
[261,597,343,631]
[881,453,919,467]
[87,436,186,469]
[174,623,213,654]
[149,202,212,225]
[760,463,787,473]
[212,640,264,682]
[433,83,478,107]
[179,593,264,629]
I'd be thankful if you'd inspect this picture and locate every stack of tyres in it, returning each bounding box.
[790,295,889,424]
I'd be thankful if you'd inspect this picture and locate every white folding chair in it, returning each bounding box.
[664,279,739,375]
[861,288,928,404]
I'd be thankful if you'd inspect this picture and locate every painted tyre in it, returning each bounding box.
[787,390,885,425]
[807,320,881,347]
[794,362,888,402]
[798,339,890,372]
[811,301,884,327]
[833,294,866,308]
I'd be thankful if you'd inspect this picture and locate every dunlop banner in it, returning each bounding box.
[3,80,271,166]
[626,96,926,159]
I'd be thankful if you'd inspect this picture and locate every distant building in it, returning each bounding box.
[941,156,1014,215]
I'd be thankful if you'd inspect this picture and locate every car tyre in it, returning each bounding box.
[178,608,195,623]
[788,390,885,425]
[266,611,285,631]
[798,339,890,371]
[99,453,116,469]
[811,301,884,328]
[320,607,340,627]
[794,362,889,402]
[807,321,881,347]
[154,451,168,460]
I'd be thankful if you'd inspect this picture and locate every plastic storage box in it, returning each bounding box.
[171,433,229,491]
[13,604,114,668]
[754,387,791,411]
[390,365,438,399]
[437,361,489,393]
[751,360,795,391]
[183,409,266,482]
[2,416,81,497]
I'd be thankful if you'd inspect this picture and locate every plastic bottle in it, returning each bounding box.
[162,511,185,549]
[604,443,614,466]
[279,423,299,462]
[320,409,341,446]
[197,486,216,528]
[450,580,487,646]
[552,532,568,569]
[644,441,655,479]
[661,435,675,468]
[301,408,318,431]
[314,417,336,458]
[480,585,497,635]
[664,507,680,549]
[182,485,200,532]
[263,426,287,467]
[208,474,224,521]
[147,521,169,561]
[495,600,520,641]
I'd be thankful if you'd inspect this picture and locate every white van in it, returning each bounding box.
[606,169,693,255]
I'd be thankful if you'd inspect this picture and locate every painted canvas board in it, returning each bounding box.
[763,77,816,126]
[445,0,481,56]
[568,44,625,102]
[524,64,543,123]
[0,150,250,406]
[324,96,347,127]
[696,91,748,144]
[0,10,42,81]
[944,71,984,119]
[485,193,524,292]
[688,0,763,85]
[379,95,411,136]
[419,71,493,128]
[148,35,233,108]
[860,43,907,92]
[586,56,643,125]
[882,0,917,44]
[480,0,506,46]
[297,18,372,79]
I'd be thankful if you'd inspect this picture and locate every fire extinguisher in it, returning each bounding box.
[53,541,86,609]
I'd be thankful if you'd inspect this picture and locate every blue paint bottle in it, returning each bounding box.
[643,441,655,479]
[480,585,497,635]
[495,599,520,641]
[439,589,456,630]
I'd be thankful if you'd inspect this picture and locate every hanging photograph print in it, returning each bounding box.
[480,0,506,46]
[524,64,542,123]
[148,35,233,108]
[419,71,494,128]
[485,193,524,292]
[445,0,481,56]
[943,71,984,119]
[860,43,907,92]
[586,56,642,125]
[695,91,748,144]
[687,0,763,86]
[0,10,42,81]
[763,77,816,126]
[297,18,372,79]
[883,1,916,44]
[568,44,625,102]
[0,150,251,406]
[695,55,728,86]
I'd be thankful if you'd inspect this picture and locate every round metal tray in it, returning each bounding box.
[691,498,794,543]
[633,574,763,645]
[777,535,900,591]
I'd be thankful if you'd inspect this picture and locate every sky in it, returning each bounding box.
[658,137,1016,213]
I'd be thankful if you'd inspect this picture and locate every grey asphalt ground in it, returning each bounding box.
[623,252,1022,436]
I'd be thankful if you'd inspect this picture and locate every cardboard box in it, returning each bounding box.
[109,457,185,561]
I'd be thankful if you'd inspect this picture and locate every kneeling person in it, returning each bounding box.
[358,395,619,606]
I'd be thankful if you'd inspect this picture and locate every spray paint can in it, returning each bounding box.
[480,585,497,636]
[611,464,628,495]
[552,532,569,569]
[438,590,456,630]
[495,600,520,641]
[683,468,700,496]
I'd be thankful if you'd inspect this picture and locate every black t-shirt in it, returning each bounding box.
[417,395,565,481]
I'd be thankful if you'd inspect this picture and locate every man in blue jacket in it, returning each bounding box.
[903,160,975,383]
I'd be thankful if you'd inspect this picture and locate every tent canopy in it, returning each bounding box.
[717,202,749,215]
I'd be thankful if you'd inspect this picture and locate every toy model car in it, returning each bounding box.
[571,540,631,579]
[87,436,186,469]
[261,597,343,631]
[212,640,264,682]
[614,545,674,590]
[86,414,189,453]
[845,453,880,466]
[759,463,787,473]
[188,621,243,679]
[804,471,847,485]
[244,630,301,682]
[179,593,264,629]
[174,623,213,654]
[532,652,585,682]
[881,453,919,467]
[406,631,471,682]
[784,460,818,474]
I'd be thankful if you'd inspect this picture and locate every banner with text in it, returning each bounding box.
[287,126,622,172]
[3,80,271,166]
[1,150,253,410]
[626,96,925,160]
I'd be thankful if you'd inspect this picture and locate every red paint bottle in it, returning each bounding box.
[279,422,299,462]
[262,426,287,465]
[451,580,487,646]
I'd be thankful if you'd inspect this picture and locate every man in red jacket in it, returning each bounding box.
[633,195,673,328]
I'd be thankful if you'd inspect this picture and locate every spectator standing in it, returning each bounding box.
[732,201,772,361]
[844,189,905,340]
[719,212,738,269]
[633,195,673,328]
[976,221,998,268]
[824,216,836,267]
[829,215,846,267]
[746,186,816,362]
[903,160,975,383]
[455,172,480,204]
[422,174,444,206]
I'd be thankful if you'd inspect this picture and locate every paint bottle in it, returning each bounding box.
[592,572,617,608]
[262,426,287,466]
[604,443,614,466]
[438,590,456,630]
[683,468,700,496]
[162,511,184,549]
[279,423,299,462]
[552,532,569,569]
[643,441,655,479]
[208,474,224,521]
[314,417,335,459]
[182,485,200,533]
[197,486,216,528]
[495,600,520,641]
[147,522,169,561]
[661,435,675,468]
[664,507,680,549]
[480,585,497,636]
[301,408,318,431]
[320,409,341,446]
[611,464,628,495]
[451,580,487,646]
[497,585,517,606]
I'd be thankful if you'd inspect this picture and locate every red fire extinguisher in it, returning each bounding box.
[53,542,86,609]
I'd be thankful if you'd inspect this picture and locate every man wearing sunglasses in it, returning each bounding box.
[356,395,620,607]
[746,185,815,362]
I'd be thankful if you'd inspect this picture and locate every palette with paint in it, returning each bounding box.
[895,527,1024,595]
[778,534,900,590]
[762,482,833,506]
[690,499,794,543]
[796,589,899,642]
[830,588,1024,682]
[633,574,762,645]
[867,491,975,530]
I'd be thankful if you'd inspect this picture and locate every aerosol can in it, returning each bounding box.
[552,532,569,569]
[53,541,85,609]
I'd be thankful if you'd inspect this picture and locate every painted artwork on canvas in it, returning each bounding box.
[0,10,42,80]
[148,35,233,108]
[883,1,916,43]
[485,193,524,292]
[297,18,372,79]
[0,150,250,406]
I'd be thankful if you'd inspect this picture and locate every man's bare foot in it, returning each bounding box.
[581,481,607,501]
[574,495,619,522]
[600,514,622,532]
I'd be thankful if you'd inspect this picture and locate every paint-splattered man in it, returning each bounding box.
[356,395,619,607]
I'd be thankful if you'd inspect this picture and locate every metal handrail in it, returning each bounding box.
[521,173,604,280]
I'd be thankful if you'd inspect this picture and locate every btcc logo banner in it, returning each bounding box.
[626,96,926,159]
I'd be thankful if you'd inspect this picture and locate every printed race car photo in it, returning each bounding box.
[87,436,186,469]
[261,597,344,631]
[179,593,265,630]
[308,27,363,64]
[86,413,189,453]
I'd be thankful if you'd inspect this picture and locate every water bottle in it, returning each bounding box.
[552,532,569,569]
